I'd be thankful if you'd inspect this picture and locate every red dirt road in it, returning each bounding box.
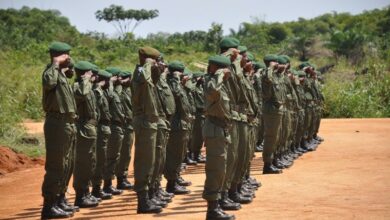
[1,118,390,219]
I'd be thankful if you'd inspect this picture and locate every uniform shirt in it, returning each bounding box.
[109,84,125,124]
[156,76,176,121]
[262,67,286,114]
[204,69,231,127]
[252,69,264,113]
[73,77,98,122]
[121,86,133,129]
[42,63,76,114]
[94,86,111,123]
[131,60,160,123]
[193,82,205,113]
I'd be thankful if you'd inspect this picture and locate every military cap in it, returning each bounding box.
[49,41,71,53]
[192,71,205,78]
[209,55,231,67]
[97,69,112,79]
[91,64,99,73]
[298,62,312,70]
[280,55,290,63]
[238,45,248,53]
[219,37,240,49]
[263,54,279,63]
[253,61,266,70]
[168,61,185,72]
[183,68,192,76]
[277,56,288,64]
[74,61,93,71]
[106,67,122,76]
[246,52,255,62]
[139,46,161,59]
[119,70,132,78]
[296,70,306,77]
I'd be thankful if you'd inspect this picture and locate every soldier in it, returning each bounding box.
[292,70,308,155]
[190,72,206,163]
[218,38,251,208]
[164,61,192,195]
[131,46,163,214]
[72,61,100,208]
[312,69,325,143]
[252,62,266,152]
[115,70,134,190]
[91,69,114,200]
[262,54,285,174]
[150,56,176,204]
[41,41,77,219]
[203,55,235,220]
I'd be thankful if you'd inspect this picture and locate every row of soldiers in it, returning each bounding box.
[40,37,324,220]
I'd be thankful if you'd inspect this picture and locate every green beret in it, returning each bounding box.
[49,41,71,53]
[280,55,290,63]
[246,52,255,62]
[238,45,247,53]
[253,62,266,70]
[277,56,288,64]
[298,62,312,70]
[91,64,99,73]
[208,55,231,67]
[106,67,122,76]
[168,61,185,72]
[74,61,93,71]
[183,68,192,76]
[296,70,306,77]
[119,70,132,78]
[139,46,160,59]
[97,69,112,79]
[219,37,240,49]
[263,54,278,63]
[192,71,205,78]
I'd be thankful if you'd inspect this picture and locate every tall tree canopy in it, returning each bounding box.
[95,4,159,38]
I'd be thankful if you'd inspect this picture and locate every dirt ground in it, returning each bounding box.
[1,118,390,220]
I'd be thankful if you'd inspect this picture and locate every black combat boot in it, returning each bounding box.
[92,185,113,200]
[219,191,241,211]
[166,180,190,195]
[41,197,73,219]
[206,200,235,220]
[255,141,263,152]
[149,188,168,208]
[57,193,79,213]
[103,179,123,195]
[137,191,163,214]
[228,185,252,204]
[74,190,99,208]
[177,175,192,186]
[185,152,198,165]
[194,151,206,163]
[263,162,283,174]
[314,134,324,142]
[237,183,255,198]
[157,182,174,198]
[117,177,133,190]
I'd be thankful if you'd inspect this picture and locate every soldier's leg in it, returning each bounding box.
[91,125,112,199]
[103,124,124,194]
[191,115,205,162]
[116,127,134,189]
[262,113,283,174]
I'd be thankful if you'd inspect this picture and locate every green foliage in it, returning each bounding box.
[95,4,159,38]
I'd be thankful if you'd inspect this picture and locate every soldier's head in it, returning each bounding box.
[276,56,288,73]
[243,52,255,75]
[97,70,112,89]
[168,61,186,79]
[63,58,74,79]
[138,46,161,65]
[263,54,278,69]
[106,67,122,85]
[220,37,240,62]
[49,41,71,69]
[74,61,94,81]
[119,70,132,87]
[208,55,231,80]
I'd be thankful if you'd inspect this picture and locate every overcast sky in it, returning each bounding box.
[1,0,389,37]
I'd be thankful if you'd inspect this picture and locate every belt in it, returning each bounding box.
[46,112,75,123]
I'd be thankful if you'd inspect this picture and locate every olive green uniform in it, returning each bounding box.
[202,69,231,201]
[292,77,306,147]
[164,72,192,181]
[41,63,77,204]
[73,77,98,192]
[115,86,134,180]
[253,69,264,146]
[92,86,111,187]
[151,75,175,189]
[303,76,316,141]
[262,67,285,163]
[131,61,159,192]
[190,81,205,154]
[104,84,125,181]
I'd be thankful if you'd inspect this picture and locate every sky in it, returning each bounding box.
[1,0,389,38]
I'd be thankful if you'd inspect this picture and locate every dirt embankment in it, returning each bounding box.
[0,146,44,175]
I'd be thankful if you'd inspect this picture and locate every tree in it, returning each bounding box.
[95,5,159,38]
[328,30,367,64]
[268,24,289,44]
[204,23,223,53]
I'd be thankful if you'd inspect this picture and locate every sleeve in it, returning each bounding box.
[42,64,59,90]
[205,69,224,102]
